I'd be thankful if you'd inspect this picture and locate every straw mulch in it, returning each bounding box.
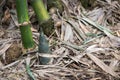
[0,0,120,80]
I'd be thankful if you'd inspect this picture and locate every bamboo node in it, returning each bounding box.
[17,21,31,27]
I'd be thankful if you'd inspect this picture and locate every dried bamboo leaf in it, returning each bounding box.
[86,45,119,77]
[82,17,112,34]
[67,20,86,41]
[109,60,119,71]
[64,23,73,41]
[86,53,118,77]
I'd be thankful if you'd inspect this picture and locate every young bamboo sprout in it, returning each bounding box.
[38,27,51,64]
[16,0,34,49]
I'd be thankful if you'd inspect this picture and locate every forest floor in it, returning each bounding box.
[0,0,120,80]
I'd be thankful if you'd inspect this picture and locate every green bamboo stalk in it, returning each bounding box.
[31,0,51,64]
[31,0,54,36]
[16,0,34,49]
[31,0,50,22]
